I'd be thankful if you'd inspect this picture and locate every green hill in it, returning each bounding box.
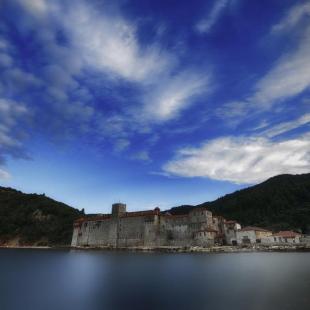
[0,187,82,246]
[167,173,310,233]
[1,173,309,246]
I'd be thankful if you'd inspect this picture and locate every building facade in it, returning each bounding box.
[236,226,272,245]
[71,203,241,248]
[262,231,302,244]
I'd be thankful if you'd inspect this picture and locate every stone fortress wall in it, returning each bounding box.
[71,203,240,247]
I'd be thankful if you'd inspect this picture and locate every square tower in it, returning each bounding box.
[112,203,126,217]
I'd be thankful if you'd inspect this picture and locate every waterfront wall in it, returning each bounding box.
[71,204,230,248]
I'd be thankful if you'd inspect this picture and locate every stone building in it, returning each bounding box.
[71,203,241,248]
[263,231,302,244]
[236,226,272,245]
[223,220,241,245]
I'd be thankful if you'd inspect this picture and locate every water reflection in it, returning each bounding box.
[1,249,309,310]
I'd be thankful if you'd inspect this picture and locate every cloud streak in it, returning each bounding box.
[260,113,310,138]
[219,2,310,124]
[9,0,210,139]
[163,134,310,184]
[0,98,30,179]
[196,0,229,34]
[144,72,209,121]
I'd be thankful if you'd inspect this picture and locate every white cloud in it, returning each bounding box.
[114,139,130,152]
[131,151,151,162]
[63,2,172,83]
[0,39,8,50]
[16,0,49,17]
[220,2,310,122]
[13,0,210,130]
[272,2,310,33]
[0,130,22,148]
[6,0,212,152]
[0,168,11,180]
[252,28,310,106]
[0,53,13,67]
[144,72,209,121]
[260,113,310,138]
[0,98,29,178]
[196,0,229,34]
[0,98,28,128]
[163,134,310,184]
[4,68,42,89]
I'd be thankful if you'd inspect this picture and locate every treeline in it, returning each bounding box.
[1,173,309,246]
[0,187,82,246]
[168,174,310,233]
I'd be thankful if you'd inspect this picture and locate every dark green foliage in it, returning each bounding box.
[168,174,310,234]
[1,173,309,246]
[0,187,82,245]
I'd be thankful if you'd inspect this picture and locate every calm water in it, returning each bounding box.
[0,249,309,310]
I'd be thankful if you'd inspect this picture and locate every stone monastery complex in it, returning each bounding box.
[71,203,303,248]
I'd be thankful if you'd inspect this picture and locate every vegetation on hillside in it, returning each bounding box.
[0,187,82,246]
[168,174,310,233]
[1,173,309,246]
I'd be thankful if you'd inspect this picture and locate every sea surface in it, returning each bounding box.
[0,249,309,310]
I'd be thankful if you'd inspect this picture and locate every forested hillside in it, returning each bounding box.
[1,173,309,246]
[168,174,310,233]
[0,187,82,246]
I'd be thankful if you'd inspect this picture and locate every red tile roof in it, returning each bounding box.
[225,220,237,224]
[272,231,301,238]
[74,208,161,223]
[121,210,159,218]
[239,226,271,232]
[74,214,111,223]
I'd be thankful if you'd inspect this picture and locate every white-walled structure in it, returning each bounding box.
[263,231,302,244]
[236,226,272,245]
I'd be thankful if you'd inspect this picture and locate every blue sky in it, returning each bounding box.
[0,0,309,213]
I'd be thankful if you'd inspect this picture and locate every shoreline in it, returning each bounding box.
[1,244,310,253]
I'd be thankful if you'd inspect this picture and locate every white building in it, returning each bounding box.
[263,231,302,244]
[236,226,272,245]
[223,220,241,245]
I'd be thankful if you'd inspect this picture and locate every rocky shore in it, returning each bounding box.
[1,244,310,253]
[69,244,310,253]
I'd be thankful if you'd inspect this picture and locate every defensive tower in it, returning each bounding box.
[112,203,126,217]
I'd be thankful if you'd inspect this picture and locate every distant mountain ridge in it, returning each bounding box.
[0,187,82,246]
[167,173,310,233]
[0,173,309,246]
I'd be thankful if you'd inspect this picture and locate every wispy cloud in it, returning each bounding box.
[131,151,151,162]
[114,139,130,153]
[0,98,30,178]
[8,0,211,143]
[0,168,11,180]
[272,2,310,33]
[219,2,310,123]
[260,113,310,138]
[196,0,230,34]
[163,133,310,184]
[252,28,310,107]
[64,2,173,83]
[16,0,49,16]
[143,71,209,121]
